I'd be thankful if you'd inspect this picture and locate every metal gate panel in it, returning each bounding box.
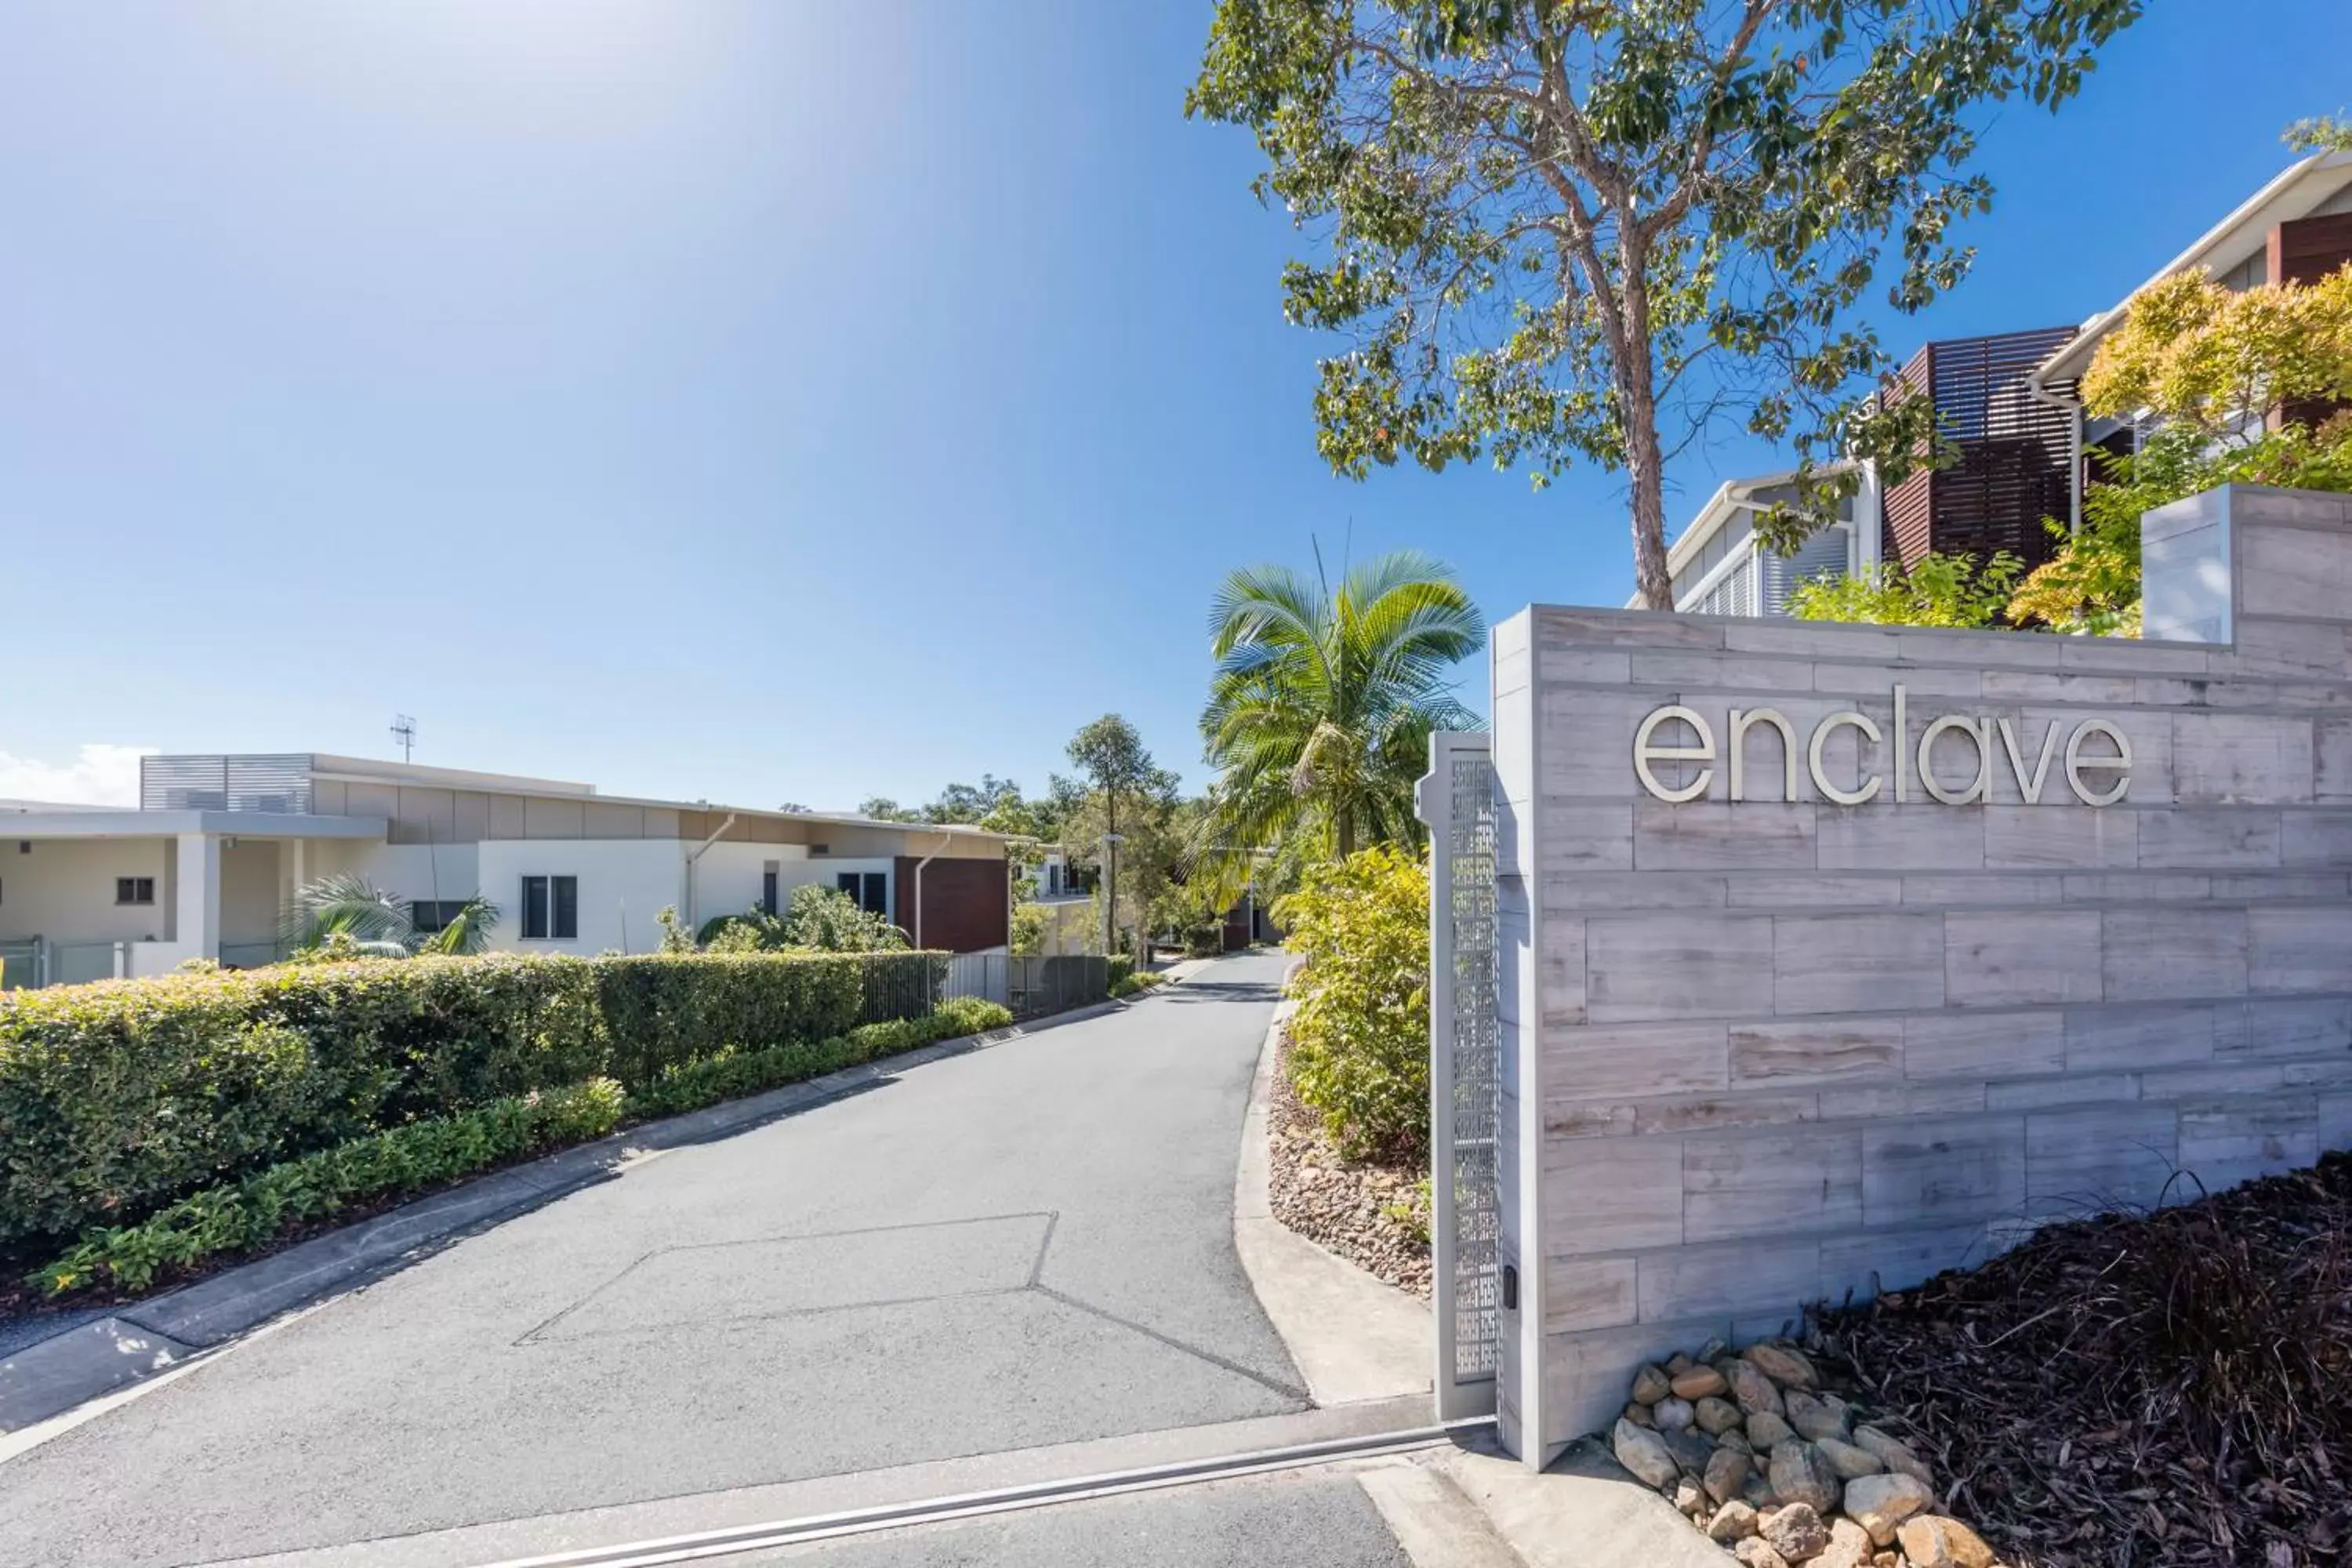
[1417,731,1500,1421]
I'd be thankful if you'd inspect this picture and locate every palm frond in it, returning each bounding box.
[281,873,416,950]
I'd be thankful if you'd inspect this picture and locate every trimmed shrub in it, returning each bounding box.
[30,994,1016,1296]
[1184,923,1225,959]
[0,949,953,1260]
[1273,845,1430,1162]
[31,1077,626,1295]
[1106,953,1135,987]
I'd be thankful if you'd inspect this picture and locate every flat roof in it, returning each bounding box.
[146,753,1014,844]
[0,811,389,840]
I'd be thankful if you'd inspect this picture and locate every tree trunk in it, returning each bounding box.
[1617,255,1675,612]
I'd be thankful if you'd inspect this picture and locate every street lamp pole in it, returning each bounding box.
[1099,831,1124,958]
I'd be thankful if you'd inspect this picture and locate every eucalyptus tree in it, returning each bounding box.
[1189,0,2141,608]
[1196,549,1483,899]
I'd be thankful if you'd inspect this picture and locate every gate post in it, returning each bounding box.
[1416,731,1500,1424]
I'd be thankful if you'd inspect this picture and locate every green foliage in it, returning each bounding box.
[277,875,503,960]
[1187,0,2140,604]
[1788,550,2027,629]
[1106,953,1135,988]
[775,884,911,952]
[27,993,1022,1297]
[31,1077,626,1295]
[413,895,502,957]
[1384,1176,1433,1248]
[1196,550,1481,901]
[1058,715,1186,964]
[1273,844,1430,1163]
[2083,266,2352,434]
[1184,924,1226,959]
[2288,114,2352,154]
[1010,902,1052,958]
[1109,971,1166,1000]
[0,949,943,1259]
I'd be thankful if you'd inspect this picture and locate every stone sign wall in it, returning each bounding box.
[1490,485,2352,1465]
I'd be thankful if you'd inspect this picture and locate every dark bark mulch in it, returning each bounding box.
[1812,1155,2352,1568]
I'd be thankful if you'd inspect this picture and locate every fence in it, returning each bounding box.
[0,939,129,989]
[939,953,1109,1018]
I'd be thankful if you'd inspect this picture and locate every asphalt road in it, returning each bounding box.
[0,952,1318,1568]
[727,1471,1414,1568]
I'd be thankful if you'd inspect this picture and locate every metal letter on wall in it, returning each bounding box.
[1417,731,1500,1421]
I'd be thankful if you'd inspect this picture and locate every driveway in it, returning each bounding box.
[0,952,1310,1568]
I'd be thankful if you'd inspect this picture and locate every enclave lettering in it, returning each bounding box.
[1632,684,2132,808]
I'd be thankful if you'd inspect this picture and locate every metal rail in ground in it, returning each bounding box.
[471,1418,1496,1568]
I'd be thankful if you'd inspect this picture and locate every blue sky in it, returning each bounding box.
[2,2,2345,811]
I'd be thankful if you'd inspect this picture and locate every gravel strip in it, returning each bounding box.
[1265,1035,1431,1298]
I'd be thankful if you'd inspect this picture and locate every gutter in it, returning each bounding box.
[683,812,738,930]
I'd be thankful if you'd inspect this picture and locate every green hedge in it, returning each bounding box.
[31,996,1013,1297]
[0,949,946,1260]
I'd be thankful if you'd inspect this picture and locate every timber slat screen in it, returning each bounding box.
[1880,326,2078,572]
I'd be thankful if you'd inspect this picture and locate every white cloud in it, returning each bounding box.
[0,744,155,807]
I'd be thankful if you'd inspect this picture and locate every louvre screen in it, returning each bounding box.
[139,755,315,814]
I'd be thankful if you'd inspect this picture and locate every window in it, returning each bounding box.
[835,871,887,916]
[520,875,578,940]
[410,900,466,936]
[115,877,155,906]
[761,869,779,916]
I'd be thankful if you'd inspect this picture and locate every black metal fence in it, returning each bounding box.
[938,953,1109,1019]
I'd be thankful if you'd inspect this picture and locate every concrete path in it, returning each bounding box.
[0,953,1319,1568]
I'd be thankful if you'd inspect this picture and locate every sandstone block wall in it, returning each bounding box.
[1490,485,2352,1463]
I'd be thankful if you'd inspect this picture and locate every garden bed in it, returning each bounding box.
[1266,1034,1431,1297]
[1811,1154,2352,1568]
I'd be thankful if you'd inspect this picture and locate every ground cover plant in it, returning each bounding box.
[1813,1156,2352,1567]
[0,949,950,1265]
[27,996,1011,1299]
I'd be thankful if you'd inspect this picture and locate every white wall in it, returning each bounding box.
[0,838,175,944]
[219,840,281,950]
[474,838,687,956]
[309,840,487,906]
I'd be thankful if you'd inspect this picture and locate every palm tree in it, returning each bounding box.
[280,874,502,958]
[1195,548,1484,899]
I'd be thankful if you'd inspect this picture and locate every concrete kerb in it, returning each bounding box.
[1231,967,1432,1409]
[0,976,1199,1436]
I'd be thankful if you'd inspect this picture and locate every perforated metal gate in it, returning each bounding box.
[1417,731,1501,1421]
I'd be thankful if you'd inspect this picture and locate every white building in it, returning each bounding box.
[1646,147,2352,619]
[0,753,1014,987]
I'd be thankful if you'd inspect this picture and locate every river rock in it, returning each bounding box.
[1666,1352,1697,1376]
[1761,1502,1831,1563]
[1674,1479,1706,1516]
[1707,1499,1760,1543]
[1696,1396,1744,1436]
[1663,1425,1717,1475]
[1785,1390,1851,1443]
[1704,1444,1751,1505]
[1718,1427,1755,1458]
[1814,1517,1876,1568]
[1766,1440,1841,1515]
[1816,1436,1884,1479]
[1622,1401,1655,1428]
[1733,1539,1792,1568]
[1722,1356,1787,1417]
[1746,1410,1795,1449]
[1631,1363,1673,1404]
[1671,1364,1730,1402]
[1852,1424,1933,1484]
[1653,1396,1696,1432]
[1895,1515,1997,1568]
[1842,1472,1936,1547]
[1744,1343,1819,1390]
[1612,1418,1680,1490]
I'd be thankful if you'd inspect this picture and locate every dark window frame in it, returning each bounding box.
[115,876,155,906]
[520,876,577,941]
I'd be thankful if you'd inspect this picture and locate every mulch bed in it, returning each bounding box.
[1811,1154,2352,1567]
[1265,1035,1431,1297]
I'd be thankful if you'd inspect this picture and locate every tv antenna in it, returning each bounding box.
[390,714,417,763]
